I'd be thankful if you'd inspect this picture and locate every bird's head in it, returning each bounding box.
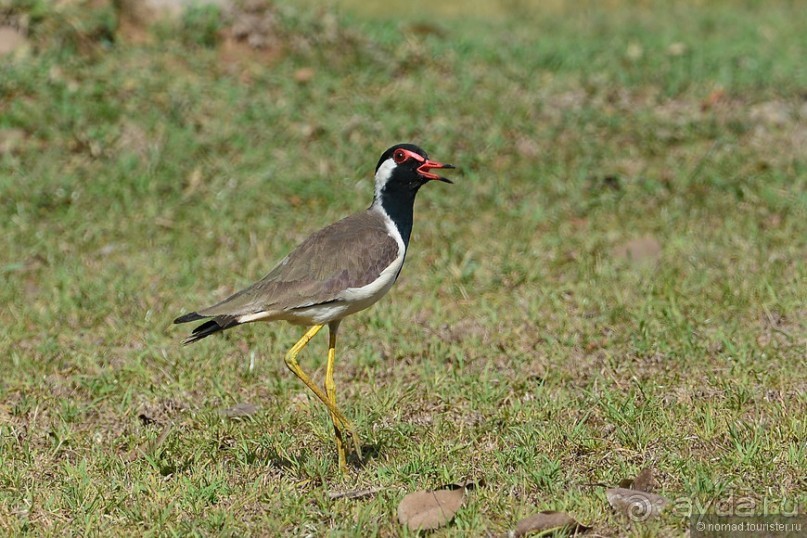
[373,143,455,201]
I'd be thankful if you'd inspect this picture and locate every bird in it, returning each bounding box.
[174,143,455,472]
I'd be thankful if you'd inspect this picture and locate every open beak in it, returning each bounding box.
[417,160,456,184]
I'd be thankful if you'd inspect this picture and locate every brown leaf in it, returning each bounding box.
[617,467,656,491]
[606,488,668,521]
[397,488,465,531]
[514,511,590,537]
[219,402,258,418]
[631,467,656,493]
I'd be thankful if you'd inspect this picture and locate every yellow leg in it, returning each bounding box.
[326,321,348,472]
[283,324,362,466]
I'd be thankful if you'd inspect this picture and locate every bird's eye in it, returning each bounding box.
[393,150,407,164]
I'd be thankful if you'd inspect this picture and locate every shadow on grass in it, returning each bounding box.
[348,440,385,470]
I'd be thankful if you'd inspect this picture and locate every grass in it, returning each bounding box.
[1,0,805,535]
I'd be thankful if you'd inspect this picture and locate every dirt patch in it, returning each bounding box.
[137,398,188,426]
[434,318,493,345]
[118,0,230,25]
[611,235,662,265]
[756,309,806,349]
[0,25,27,56]
[0,128,26,155]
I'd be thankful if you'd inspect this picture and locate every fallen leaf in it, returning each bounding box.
[397,488,465,531]
[606,487,668,521]
[219,402,258,418]
[631,467,656,493]
[617,466,656,492]
[514,511,590,537]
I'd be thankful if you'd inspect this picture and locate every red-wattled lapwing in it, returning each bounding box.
[174,143,455,471]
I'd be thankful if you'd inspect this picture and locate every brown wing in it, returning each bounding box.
[196,210,400,318]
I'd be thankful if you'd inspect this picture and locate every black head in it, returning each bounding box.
[373,143,455,199]
[370,143,456,248]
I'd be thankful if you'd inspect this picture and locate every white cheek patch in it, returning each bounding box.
[374,158,396,201]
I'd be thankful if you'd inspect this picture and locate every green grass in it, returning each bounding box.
[1,0,805,535]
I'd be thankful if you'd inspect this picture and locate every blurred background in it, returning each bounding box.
[1,0,805,535]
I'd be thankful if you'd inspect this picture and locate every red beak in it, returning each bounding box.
[417,160,456,183]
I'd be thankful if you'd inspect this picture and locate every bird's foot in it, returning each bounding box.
[333,417,363,465]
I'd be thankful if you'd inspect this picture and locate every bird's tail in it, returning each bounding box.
[174,312,238,345]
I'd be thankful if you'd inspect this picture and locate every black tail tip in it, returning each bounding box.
[174,311,205,324]
[181,318,229,345]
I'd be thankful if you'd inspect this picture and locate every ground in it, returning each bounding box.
[0,0,805,535]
